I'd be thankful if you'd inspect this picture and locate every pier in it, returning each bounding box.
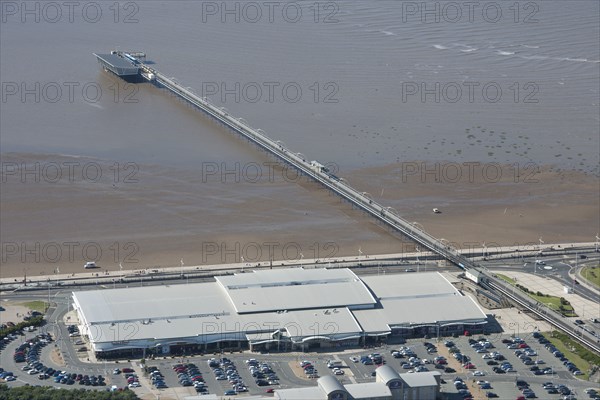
[94,51,472,270]
[93,51,600,353]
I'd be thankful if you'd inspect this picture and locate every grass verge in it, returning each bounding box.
[495,274,516,285]
[20,301,49,313]
[494,274,577,317]
[580,266,600,288]
[548,330,600,380]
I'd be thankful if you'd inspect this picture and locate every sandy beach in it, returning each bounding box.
[1,153,598,279]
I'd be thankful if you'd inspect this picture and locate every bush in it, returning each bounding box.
[0,384,140,399]
[552,330,600,366]
[0,315,45,339]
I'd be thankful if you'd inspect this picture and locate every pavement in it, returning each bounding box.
[0,302,31,325]
[507,271,600,322]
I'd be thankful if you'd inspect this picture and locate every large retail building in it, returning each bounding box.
[71,268,488,358]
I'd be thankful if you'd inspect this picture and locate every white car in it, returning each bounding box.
[5,376,16,382]
[333,368,344,375]
[349,356,359,363]
[482,354,492,359]
[472,371,485,376]
[128,382,141,388]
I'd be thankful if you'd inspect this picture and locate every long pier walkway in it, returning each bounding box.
[93,51,600,353]
[96,51,474,270]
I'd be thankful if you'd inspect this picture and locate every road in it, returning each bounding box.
[484,254,600,303]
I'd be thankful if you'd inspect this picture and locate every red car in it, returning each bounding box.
[266,388,274,393]
[518,343,529,349]
[122,368,134,373]
[463,363,476,369]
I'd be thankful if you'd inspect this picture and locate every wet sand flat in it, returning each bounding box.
[1,153,598,279]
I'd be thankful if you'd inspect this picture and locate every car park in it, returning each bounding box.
[4,334,588,397]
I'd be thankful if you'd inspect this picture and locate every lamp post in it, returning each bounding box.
[573,252,578,293]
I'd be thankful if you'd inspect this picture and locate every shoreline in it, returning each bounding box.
[1,153,598,279]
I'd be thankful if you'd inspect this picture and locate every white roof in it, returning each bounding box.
[73,269,487,350]
[275,386,324,400]
[400,371,441,387]
[361,272,460,299]
[275,370,439,400]
[216,268,377,313]
[375,365,401,383]
[73,283,233,324]
[354,272,487,330]
[74,282,363,344]
[346,382,392,398]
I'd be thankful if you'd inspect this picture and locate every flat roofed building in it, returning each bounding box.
[72,269,487,358]
[93,53,139,76]
[274,366,440,400]
[216,268,377,313]
[354,274,488,338]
